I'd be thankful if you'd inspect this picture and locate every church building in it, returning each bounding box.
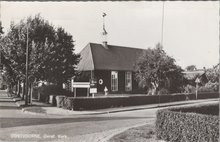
[74,13,147,95]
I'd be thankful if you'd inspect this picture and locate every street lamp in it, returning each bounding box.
[195,77,200,100]
[25,23,29,106]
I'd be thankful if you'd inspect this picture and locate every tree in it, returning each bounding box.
[1,14,80,99]
[186,65,197,71]
[42,27,80,87]
[134,43,186,95]
[0,21,26,95]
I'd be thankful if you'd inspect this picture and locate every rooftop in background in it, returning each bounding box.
[183,70,206,80]
[77,43,145,71]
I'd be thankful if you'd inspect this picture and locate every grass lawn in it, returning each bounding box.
[108,124,163,142]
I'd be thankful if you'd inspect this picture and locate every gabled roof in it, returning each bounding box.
[77,43,145,71]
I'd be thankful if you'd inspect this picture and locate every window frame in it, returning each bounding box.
[125,71,132,92]
[111,71,118,92]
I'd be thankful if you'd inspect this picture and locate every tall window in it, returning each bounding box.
[125,71,132,91]
[111,71,118,91]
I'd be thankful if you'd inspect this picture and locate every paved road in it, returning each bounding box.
[0,90,218,142]
[0,90,155,142]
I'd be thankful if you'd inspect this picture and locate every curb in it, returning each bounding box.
[87,98,219,115]
[17,103,48,116]
[98,122,149,142]
[14,98,219,116]
[98,122,166,142]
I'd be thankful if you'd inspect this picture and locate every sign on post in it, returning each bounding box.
[72,82,90,97]
[90,79,97,95]
[195,77,201,100]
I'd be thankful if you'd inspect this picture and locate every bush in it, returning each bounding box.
[62,97,74,110]
[156,103,219,142]
[158,88,169,95]
[199,81,219,92]
[56,95,65,108]
[172,103,219,115]
[184,84,196,93]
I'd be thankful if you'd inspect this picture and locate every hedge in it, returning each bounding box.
[58,92,219,110]
[187,92,219,100]
[155,103,219,142]
[62,97,75,110]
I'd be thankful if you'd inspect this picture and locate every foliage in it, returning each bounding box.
[198,81,219,92]
[0,14,80,90]
[0,21,3,35]
[62,97,74,110]
[184,81,219,94]
[171,102,219,115]
[185,65,197,71]
[184,84,196,93]
[156,103,219,142]
[134,43,186,94]
[206,65,219,83]
[157,88,169,95]
[55,95,65,108]
[43,27,80,85]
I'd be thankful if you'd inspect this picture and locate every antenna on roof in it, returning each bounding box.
[102,12,108,49]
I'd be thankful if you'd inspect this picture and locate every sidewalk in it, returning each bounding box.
[14,97,219,116]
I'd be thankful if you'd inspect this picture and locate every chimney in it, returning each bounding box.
[102,41,108,49]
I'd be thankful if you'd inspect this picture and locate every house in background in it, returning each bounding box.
[183,69,208,86]
[75,42,146,95]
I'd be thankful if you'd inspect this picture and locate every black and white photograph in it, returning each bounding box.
[0,1,219,142]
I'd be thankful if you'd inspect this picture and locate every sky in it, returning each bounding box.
[1,1,219,69]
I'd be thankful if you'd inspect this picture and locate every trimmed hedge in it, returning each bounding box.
[156,103,219,142]
[171,103,219,116]
[187,92,219,100]
[59,92,219,110]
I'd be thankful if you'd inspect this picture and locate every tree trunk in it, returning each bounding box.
[57,82,63,89]
[29,83,33,105]
[17,80,21,97]
[151,82,158,95]
[22,81,25,100]
[15,82,18,95]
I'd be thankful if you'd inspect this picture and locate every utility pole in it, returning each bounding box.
[161,1,165,46]
[158,1,165,107]
[25,23,29,106]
